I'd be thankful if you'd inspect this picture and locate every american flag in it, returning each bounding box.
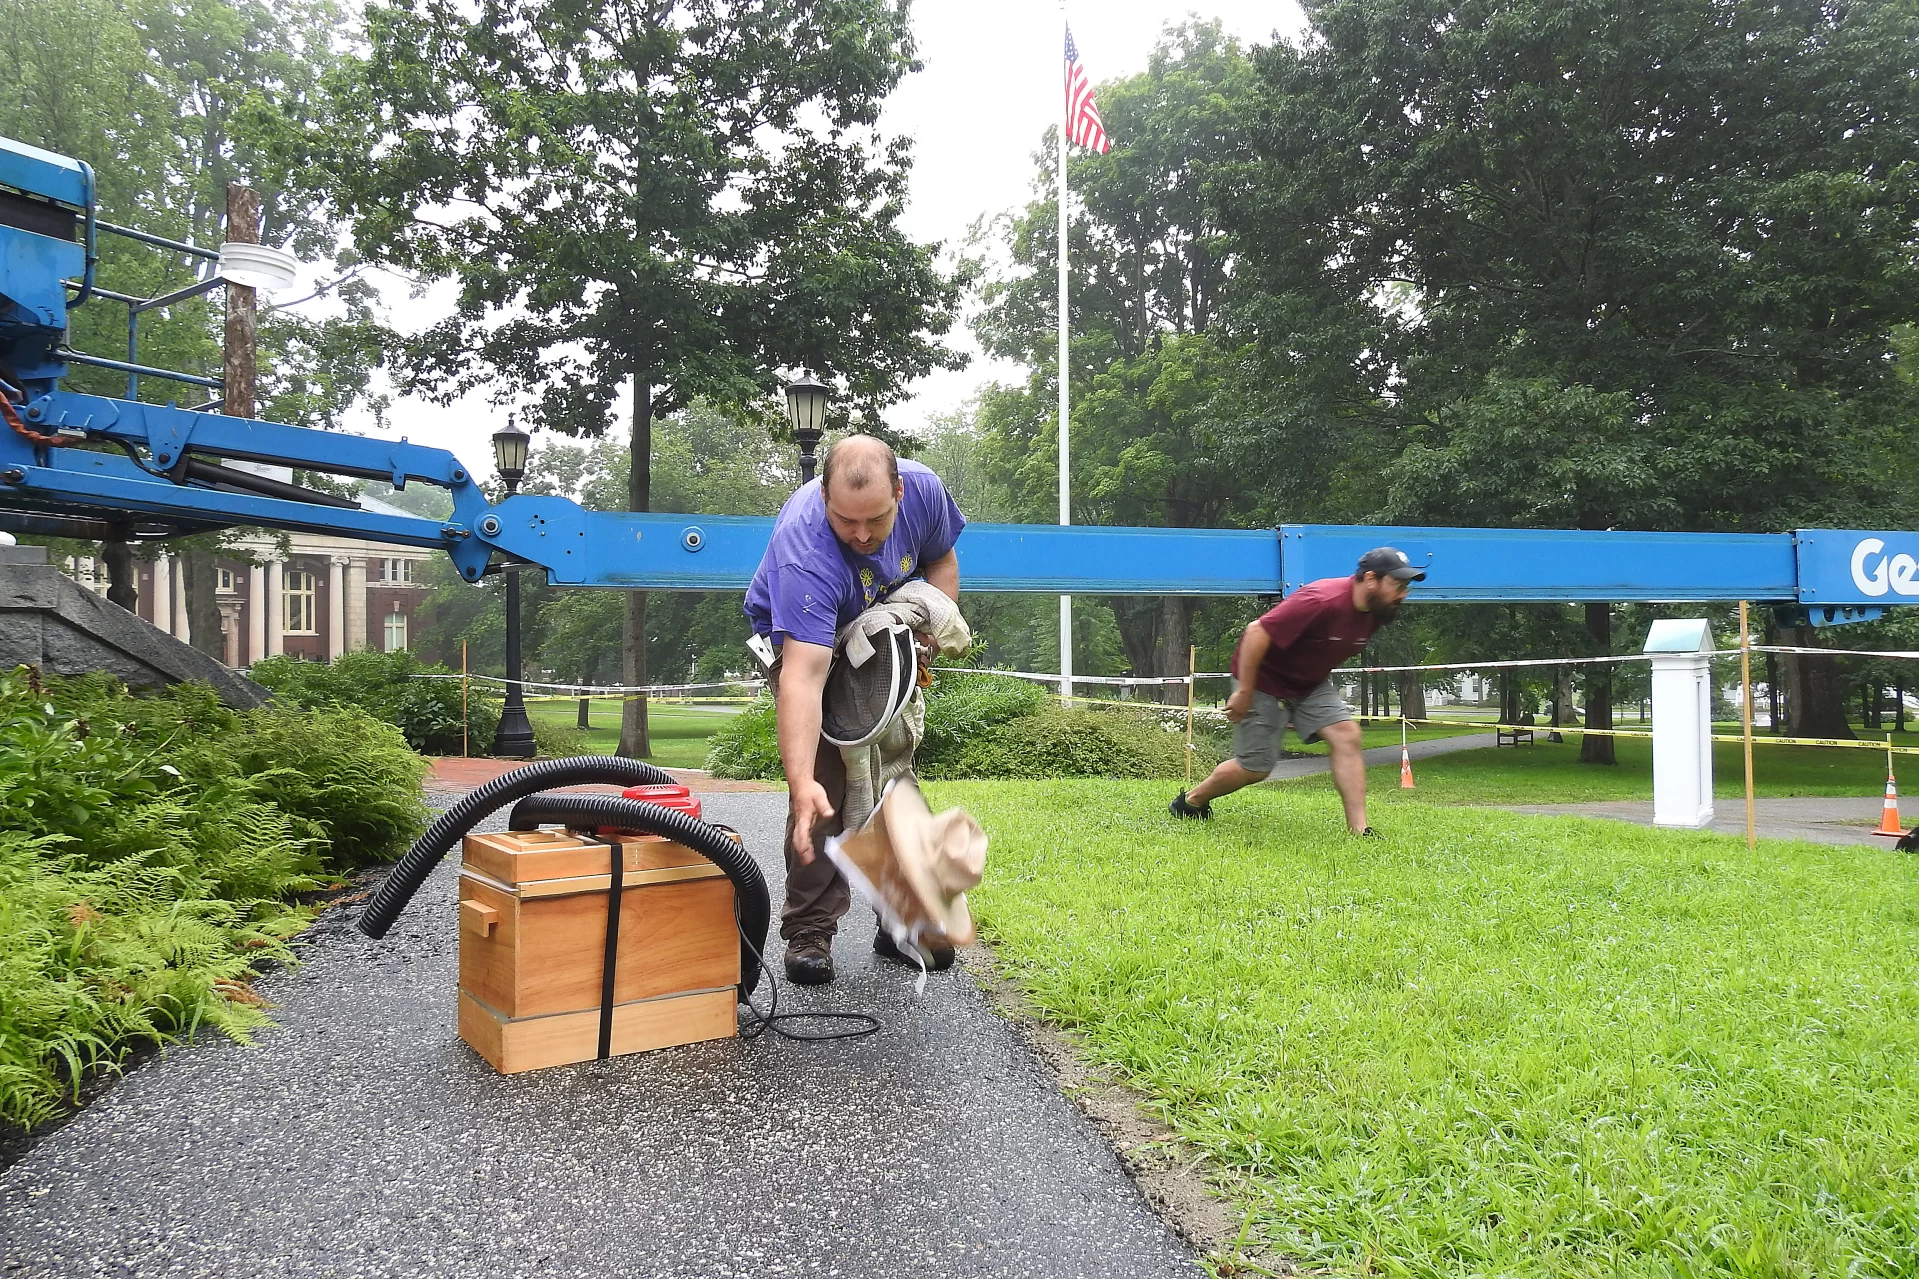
[1064,26,1110,154]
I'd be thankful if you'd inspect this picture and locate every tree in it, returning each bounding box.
[298,0,963,756]
[1232,0,1919,745]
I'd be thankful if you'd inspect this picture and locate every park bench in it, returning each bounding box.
[1495,724,1535,747]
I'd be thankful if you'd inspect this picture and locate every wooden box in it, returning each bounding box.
[456,828,739,1074]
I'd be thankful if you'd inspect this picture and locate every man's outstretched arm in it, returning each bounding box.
[776,639,835,862]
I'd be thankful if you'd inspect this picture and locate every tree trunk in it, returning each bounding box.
[1550,668,1580,736]
[618,380,653,759]
[101,537,137,613]
[1547,668,1569,742]
[1396,670,1426,721]
[1157,595,1191,706]
[1110,598,1162,695]
[1579,602,1616,764]
[179,547,225,661]
[1778,623,1853,739]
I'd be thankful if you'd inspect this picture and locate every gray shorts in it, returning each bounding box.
[1232,679,1354,774]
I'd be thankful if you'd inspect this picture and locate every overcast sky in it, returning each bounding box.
[333,1,1307,468]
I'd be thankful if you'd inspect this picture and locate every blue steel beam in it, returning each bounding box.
[1280,524,1801,603]
[2,389,1909,609]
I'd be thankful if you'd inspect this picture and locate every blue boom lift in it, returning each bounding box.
[0,133,1910,618]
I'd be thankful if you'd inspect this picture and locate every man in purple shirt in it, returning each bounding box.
[745,435,965,985]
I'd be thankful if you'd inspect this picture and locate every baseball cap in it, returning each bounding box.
[1357,546,1426,582]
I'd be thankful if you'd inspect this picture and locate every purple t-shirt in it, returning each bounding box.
[744,459,966,648]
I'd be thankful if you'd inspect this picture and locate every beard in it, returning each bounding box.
[1371,600,1401,626]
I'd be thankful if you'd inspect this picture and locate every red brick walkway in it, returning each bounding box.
[424,756,780,795]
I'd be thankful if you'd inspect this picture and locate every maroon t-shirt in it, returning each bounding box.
[1231,576,1381,701]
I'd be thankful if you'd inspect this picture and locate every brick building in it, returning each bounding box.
[59,492,432,668]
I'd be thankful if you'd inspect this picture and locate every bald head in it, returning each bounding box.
[821,434,898,497]
[820,436,903,556]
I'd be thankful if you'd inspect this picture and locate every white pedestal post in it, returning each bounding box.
[1645,618,1715,829]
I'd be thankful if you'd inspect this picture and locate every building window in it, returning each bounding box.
[383,558,413,584]
[217,567,236,593]
[383,610,408,653]
[284,569,317,634]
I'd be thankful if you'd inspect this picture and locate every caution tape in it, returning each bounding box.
[935,666,1193,687]
[1750,645,1919,661]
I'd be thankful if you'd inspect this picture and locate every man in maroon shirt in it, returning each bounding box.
[1171,547,1424,833]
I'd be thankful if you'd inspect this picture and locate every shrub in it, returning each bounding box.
[918,672,1050,779]
[530,716,589,758]
[951,705,1223,780]
[0,667,431,1130]
[249,650,498,755]
[706,692,780,779]
[699,669,1210,781]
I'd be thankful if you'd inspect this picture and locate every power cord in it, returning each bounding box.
[733,902,881,1042]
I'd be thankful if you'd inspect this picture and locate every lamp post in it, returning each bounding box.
[784,373,830,485]
[490,416,536,759]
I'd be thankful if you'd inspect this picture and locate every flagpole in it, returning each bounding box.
[1056,17,1073,706]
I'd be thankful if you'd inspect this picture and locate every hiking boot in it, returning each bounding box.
[1169,791,1212,820]
[873,919,955,971]
[783,931,835,985]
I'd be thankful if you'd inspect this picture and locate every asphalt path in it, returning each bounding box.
[0,792,1197,1279]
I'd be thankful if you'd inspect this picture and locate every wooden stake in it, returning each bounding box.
[1185,644,1197,788]
[1740,601,1755,851]
[462,640,470,759]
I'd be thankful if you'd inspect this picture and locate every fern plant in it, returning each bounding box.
[0,668,428,1131]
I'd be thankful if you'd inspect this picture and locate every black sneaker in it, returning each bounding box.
[874,920,955,971]
[1357,826,1383,838]
[783,931,835,985]
[1169,791,1212,820]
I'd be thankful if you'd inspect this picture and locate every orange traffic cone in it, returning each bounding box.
[1400,746,1415,790]
[1876,767,1904,837]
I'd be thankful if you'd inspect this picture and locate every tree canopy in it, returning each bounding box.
[294,0,964,752]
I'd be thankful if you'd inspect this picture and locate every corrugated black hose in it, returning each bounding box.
[356,756,678,942]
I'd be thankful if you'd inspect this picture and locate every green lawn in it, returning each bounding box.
[934,779,1919,1276]
[1281,732,1919,807]
[523,699,741,769]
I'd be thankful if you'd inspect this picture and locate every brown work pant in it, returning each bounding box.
[767,654,851,940]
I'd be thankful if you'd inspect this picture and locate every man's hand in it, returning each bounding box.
[1225,687,1255,723]
[790,778,837,864]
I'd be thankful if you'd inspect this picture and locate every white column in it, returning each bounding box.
[247,563,266,665]
[266,559,285,657]
[345,557,369,652]
[151,555,173,635]
[1646,619,1715,829]
[327,558,346,661]
[172,561,190,646]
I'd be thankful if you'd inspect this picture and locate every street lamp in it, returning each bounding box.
[784,373,830,484]
[490,416,536,759]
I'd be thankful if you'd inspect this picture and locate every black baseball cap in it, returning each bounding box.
[1357,546,1426,582]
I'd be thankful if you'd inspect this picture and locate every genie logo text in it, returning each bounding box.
[1850,538,1919,598]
